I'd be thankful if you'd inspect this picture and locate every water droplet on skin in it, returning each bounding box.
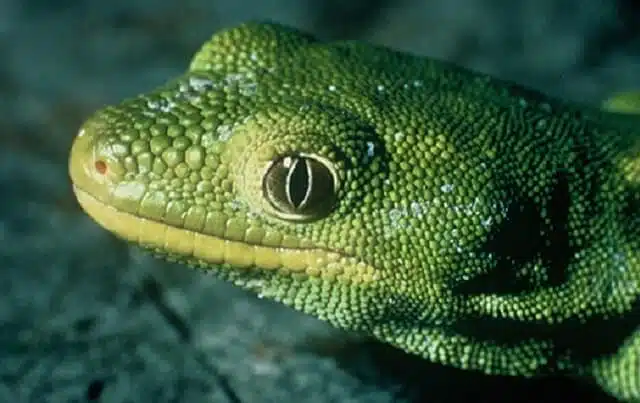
[440,183,454,193]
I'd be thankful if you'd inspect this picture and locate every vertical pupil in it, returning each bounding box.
[286,158,310,208]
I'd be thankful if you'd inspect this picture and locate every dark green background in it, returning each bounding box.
[1,1,638,402]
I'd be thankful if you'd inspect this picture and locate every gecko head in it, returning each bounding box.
[69,21,507,334]
[68,71,394,333]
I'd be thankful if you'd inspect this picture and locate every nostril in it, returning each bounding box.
[94,160,108,174]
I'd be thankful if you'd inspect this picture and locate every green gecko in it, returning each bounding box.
[68,22,639,401]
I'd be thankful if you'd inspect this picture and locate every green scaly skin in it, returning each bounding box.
[68,22,640,401]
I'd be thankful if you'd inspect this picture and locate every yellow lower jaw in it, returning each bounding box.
[73,187,378,284]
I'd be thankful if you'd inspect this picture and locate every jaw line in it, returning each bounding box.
[72,186,379,284]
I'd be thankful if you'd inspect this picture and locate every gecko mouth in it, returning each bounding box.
[73,186,379,284]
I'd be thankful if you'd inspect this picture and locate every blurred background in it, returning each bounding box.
[1,0,638,402]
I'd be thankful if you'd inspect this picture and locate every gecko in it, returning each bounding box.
[68,22,639,401]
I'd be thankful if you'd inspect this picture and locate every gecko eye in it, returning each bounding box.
[262,155,338,221]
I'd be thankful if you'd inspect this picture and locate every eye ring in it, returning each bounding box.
[262,154,338,222]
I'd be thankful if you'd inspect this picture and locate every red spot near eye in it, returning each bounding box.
[94,160,107,174]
